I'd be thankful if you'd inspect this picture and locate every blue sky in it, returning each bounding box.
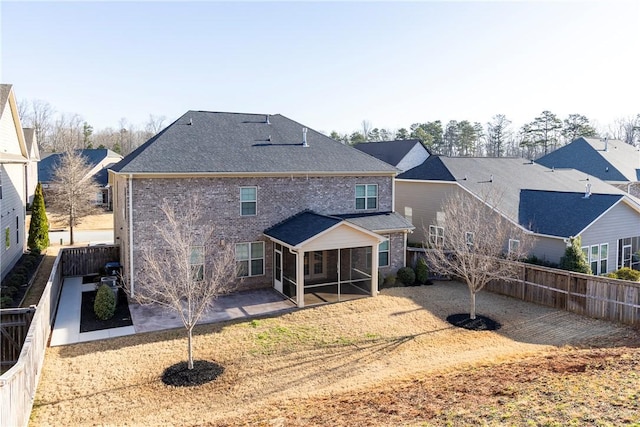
[1,1,638,135]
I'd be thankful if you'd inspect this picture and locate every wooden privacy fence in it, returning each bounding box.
[0,308,35,374]
[61,245,120,276]
[486,263,640,325]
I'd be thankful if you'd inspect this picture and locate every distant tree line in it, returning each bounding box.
[17,98,166,156]
[331,112,640,159]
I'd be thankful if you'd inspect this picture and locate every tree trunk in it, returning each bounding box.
[470,291,476,320]
[187,327,194,370]
[70,225,74,245]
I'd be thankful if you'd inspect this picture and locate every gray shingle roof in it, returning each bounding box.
[337,211,415,232]
[519,190,623,237]
[112,111,398,174]
[0,84,12,118]
[537,137,640,182]
[353,140,424,168]
[38,149,122,182]
[264,211,342,246]
[398,156,639,236]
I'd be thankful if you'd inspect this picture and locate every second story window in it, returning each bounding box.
[356,184,377,210]
[190,246,204,282]
[240,186,257,216]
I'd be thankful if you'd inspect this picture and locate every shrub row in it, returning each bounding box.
[381,258,433,287]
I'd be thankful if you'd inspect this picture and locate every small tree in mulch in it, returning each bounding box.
[132,196,237,385]
[28,183,50,251]
[424,189,529,320]
[94,284,116,320]
[559,236,592,275]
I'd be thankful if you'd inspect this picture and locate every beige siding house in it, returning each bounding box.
[110,111,413,308]
[395,156,640,273]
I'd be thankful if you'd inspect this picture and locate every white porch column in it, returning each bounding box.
[371,243,379,296]
[296,250,305,308]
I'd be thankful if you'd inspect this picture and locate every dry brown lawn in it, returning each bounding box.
[30,283,639,426]
[46,212,113,231]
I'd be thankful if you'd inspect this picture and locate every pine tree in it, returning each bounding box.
[28,182,50,251]
[559,236,591,274]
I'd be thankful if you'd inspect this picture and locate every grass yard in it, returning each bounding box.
[30,282,640,426]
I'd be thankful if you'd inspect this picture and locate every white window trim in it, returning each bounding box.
[586,243,608,275]
[429,225,444,247]
[240,186,257,217]
[508,239,520,254]
[355,184,378,211]
[379,235,390,267]
[236,241,265,277]
[465,231,474,249]
[190,246,204,282]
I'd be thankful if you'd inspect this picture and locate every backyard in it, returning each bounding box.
[30,282,639,426]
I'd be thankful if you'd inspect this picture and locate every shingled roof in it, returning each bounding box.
[353,140,425,167]
[519,190,623,237]
[398,156,640,237]
[38,149,122,182]
[537,137,640,183]
[112,111,398,175]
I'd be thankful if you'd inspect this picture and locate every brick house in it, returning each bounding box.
[109,111,413,307]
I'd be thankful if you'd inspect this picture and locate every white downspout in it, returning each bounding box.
[128,174,134,296]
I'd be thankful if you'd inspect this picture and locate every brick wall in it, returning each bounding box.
[126,175,398,291]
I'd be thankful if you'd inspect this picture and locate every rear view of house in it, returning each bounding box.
[110,111,413,307]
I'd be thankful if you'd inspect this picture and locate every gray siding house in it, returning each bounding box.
[0,84,30,280]
[395,156,640,274]
[110,111,413,307]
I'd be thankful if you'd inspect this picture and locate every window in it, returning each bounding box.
[356,184,377,210]
[5,227,10,249]
[617,237,640,270]
[586,243,609,275]
[236,242,264,277]
[508,239,520,254]
[240,187,257,216]
[465,232,474,249]
[404,207,413,225]
[0,168,3,199]
[190,246,204,281]
[429,225,444,247]
[16,216,19,244]
[379,237,390,267]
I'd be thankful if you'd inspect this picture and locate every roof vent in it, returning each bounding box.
[267,135,271,142]
[603,137,608,152]
[463,174,467,181]
[302,128,308,147]
[266,115,270,124]
[188,118,193,125]
[584,183,592,199]
[552,166,555,172]
[489,174,493,183]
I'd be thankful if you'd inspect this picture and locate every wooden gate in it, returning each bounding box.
[0,308,35,374]
[61,245,120,276]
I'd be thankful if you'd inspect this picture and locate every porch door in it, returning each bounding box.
[274,246,283,293]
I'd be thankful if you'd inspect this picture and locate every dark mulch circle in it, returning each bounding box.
[80,288,132,333]
[162,360,225,387]
[446,313,502,331]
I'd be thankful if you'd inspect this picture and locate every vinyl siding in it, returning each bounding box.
[395,180,459,244]
[1,163,26,280]
[0,106,22,155]
[580,201,640,273]
[529,235,566,265]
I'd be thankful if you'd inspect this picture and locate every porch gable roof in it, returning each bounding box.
[264,210,385,250]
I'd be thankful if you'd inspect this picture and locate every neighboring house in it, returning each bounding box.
[110,111,414,308]
[0,84,30,280]
[38,149,123,209]
[395,156,640,274]
[353,139,430,172]
[537,137,640,197]
[23,128,40,205]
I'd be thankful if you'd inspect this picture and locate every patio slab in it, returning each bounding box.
[130,288,296,334]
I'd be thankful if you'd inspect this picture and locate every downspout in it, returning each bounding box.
[128,174,134,296]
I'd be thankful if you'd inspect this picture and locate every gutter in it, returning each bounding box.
[128,174,134,296]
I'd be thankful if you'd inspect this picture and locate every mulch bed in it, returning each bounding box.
[446,313,501,331]
[162,360,225,387]
[80,288,133,333]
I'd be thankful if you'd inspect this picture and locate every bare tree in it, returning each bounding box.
[145,114,166,135]
[20,99,55,152]
[424,189,529,319]
[48,150,100,244]
[134,198,237,369]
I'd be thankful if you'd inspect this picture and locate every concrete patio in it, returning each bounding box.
[50,277,297,346]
